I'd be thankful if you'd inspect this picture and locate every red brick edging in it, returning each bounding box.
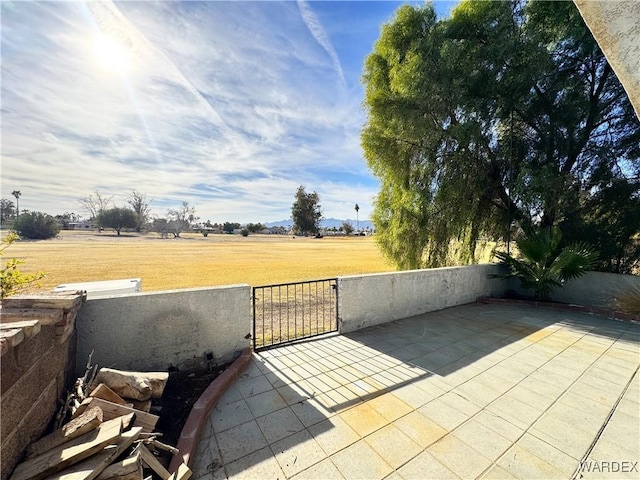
[478,297,640,323]
[169,347,253,473]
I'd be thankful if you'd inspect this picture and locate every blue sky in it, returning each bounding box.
[1,1,456,223]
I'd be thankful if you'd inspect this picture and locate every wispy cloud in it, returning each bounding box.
[1,0,401,222]
[296,0,346,87]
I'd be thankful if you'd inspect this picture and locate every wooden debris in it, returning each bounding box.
[26,406,104,459]
[47,427,142,480]
[168,463,192,480]
[15,357,186,480]
[129,399,152,413]
[54,352,98,429]
[93,369,169,401]
[139,445,171,480]
[74,398,158,433]
[90,384,128,406]
[9,415,129,480]
[144,439,179,456]
[96,452,142,480]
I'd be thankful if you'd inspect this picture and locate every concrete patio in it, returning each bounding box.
[191,302,639,479]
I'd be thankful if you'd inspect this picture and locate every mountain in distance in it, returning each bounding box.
[264,218,374,230]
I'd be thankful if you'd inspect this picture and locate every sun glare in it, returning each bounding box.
[92,34,131,74]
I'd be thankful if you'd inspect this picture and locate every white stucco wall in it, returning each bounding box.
[338,264,507,333]
[75,285,251,373]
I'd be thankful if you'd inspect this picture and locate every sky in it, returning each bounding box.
[1,0,456,224]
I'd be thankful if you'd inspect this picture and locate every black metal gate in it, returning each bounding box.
[252,278,338,351]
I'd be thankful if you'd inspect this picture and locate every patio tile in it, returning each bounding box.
[497,444,566,479]
[210,399,254,434]
[291,459,344,480]
[503,384,556,411]
[516,433,580,476]
[599,409,640,450]
[452,418,512,461]
[473,410,525,442]
[393,410,448,448]
[290,397,334,427]
[367,392,413,422]
[276,383,312,406]
[419,398,470,431]
[304,375,336,394]
[225,446,285,480]
[192,435,226,480]
[256,406,305,444]
[245,389,287,418]
[331,440,393,480]
[241,361,266,378]
[389,382,432,409]
[529,416,594,459]
[479,465,518,479]
[308,415,360,455]
[397,451,459,480]
[365,424,422,469]
[487,395,544,430]
[217,420,268,464]
[312,373,345,390]
[264,368,302,388]
[236,374,273,399]
[338,402,389,437]
[271,429,327,477]
[428,434,493,479]
[344,378,386,399]
[216,384,243,406]
[439,391,482,417]
[453,380,501,407]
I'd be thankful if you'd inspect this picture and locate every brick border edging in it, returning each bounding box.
[169,347,253,473]
[478,297,640,324]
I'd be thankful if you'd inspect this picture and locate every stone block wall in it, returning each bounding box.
[0,293,84,480]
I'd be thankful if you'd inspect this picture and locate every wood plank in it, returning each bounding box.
[168,464,192,480]
[90,384,128,406]
[73,398,158,433]
[0,320,41,337]
[9,415,130,480]
[0,307,63,325]
[26,407,104,459]
[47,427,142,480]
[96,452,142,480]
[139,445,171,480]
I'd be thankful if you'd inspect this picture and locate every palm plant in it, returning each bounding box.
[493,228,597,301]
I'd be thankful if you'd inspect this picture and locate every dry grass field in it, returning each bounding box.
[3,230,396,292]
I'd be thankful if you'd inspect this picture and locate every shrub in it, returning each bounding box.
[14,211,60,239]
[1,232,46,297]
[613,285,640,315]
[493,228,597,300]
[241,228,249,237]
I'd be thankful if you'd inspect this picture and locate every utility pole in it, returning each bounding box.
[12,190,21,218]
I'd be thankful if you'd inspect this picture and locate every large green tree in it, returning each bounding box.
[362,0,640,270]
[292,186,322,236]
[97,207,138,236]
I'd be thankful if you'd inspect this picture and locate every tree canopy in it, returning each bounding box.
[97,207,138,236]
[292,186,322,235]
[362,0,640,271]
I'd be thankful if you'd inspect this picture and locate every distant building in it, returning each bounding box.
[67,222,97,230]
